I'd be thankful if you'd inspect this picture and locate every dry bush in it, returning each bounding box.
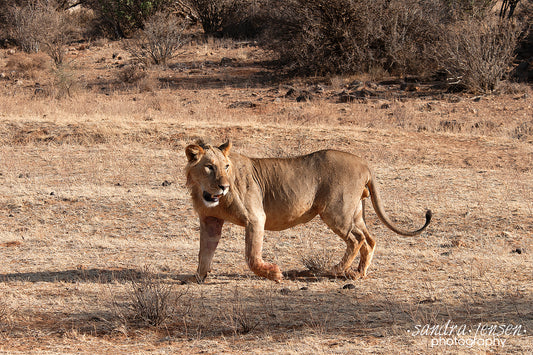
[84,0,175,38]
[117,63,147,84]
[6,0,74,65]
[187,0,246,35]
[51,64,79,98]
[225,287,260,334]
[125,11,190,66]
[435,18,522,93]
[301,249,334,274]
[262,0,444,76]
[116,268,188,327]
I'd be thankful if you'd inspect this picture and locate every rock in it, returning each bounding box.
[228,101,256,109]
[285,87,298,98]
[400,82,420,91]
[342,283,356,290]
[338,91,357,103]
[347,80,363,90]
[280,288,291,295]
[296,91,312,102]
[220,57,234,66]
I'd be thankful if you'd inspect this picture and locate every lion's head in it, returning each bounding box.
[185,140,232,208]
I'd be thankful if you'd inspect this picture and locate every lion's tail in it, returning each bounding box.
[366,177,432,236]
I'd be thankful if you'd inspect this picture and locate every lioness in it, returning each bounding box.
[185,140,431,282]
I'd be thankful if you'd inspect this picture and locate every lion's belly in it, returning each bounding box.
[263,196,319,231]
[264,212,318,231]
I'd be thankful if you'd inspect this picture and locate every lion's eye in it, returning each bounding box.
[205,165,214,172]
[225,164,230,170]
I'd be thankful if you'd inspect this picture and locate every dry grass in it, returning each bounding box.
[0,38,531,353]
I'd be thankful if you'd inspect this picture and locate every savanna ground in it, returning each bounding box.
[0,36,532,354]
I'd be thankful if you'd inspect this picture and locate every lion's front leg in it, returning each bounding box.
[245,215,282,282]
[195,216,224,282]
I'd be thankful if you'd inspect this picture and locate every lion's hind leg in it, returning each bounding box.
[353,213,376,278]
[320,208,365,278]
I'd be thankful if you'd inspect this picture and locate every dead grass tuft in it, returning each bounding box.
[111,267,189,328]
[301,249,334,274]
[225,287,260,334]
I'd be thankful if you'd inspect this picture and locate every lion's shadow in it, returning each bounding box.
[0,268,356,284]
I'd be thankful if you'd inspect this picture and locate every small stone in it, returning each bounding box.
[280,288,291,295]
[342,283,356,290]
[228,101,256,109]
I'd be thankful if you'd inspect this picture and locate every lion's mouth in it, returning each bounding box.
[203,191,223,203]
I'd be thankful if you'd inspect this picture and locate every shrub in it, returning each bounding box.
[225,287,260,334]
[435,18,522,92]
[262,0,444,76]
[187,0,246,35]
[7,0,74,65]
[117,63,148,83]
[125,11,190,66]
[301,249,333,274]
[123,268,186,327]
[85,0,176,38]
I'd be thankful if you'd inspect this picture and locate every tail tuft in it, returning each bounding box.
[425,210,433,223]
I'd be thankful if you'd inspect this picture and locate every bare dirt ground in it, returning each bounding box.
[0,38,532,354]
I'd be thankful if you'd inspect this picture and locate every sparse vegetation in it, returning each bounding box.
[0,1,531,353]
[187,0,244,35]
[125,268,184,327]
[435,17,522,93]
[84,0,176,38]
[225,287,260,334]
[125,11,190,66]
[301,249,334,275]
[7,0,74,65]
[262,0,445,76]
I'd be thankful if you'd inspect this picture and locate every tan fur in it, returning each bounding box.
[185,140,431,282]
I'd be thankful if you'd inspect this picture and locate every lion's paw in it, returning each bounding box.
[264,263,283,282]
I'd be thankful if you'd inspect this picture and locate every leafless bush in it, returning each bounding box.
[187,0,246,35]
[262,0,443,76]
[125,269,182,327]
[84,0,176,38]
[301,249,333,274]
[125,11,190,66]
[117,63,148,84]
[225,287,260,334]
[435,18,522,93]
[7,0,74,65]
[51,64,79,98]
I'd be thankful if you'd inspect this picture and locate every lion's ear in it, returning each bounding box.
[218,140,232,157]
[185,144,204,163]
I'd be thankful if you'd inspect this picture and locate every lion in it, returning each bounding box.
[185,140,431,282]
